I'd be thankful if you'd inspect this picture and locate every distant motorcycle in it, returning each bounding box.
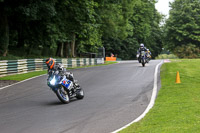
[140,50,147,67]
[47,71,84,104]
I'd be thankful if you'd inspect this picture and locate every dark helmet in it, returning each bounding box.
[45,58,55,69]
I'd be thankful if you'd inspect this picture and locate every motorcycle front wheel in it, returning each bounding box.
[76,88,84,99]
[142,62,145,67]
[56,86,70,104]
[142,59,145,67]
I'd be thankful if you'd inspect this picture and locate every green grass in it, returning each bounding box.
[120,59,200,133]
[0,61,118,81]
[0,70,47,81]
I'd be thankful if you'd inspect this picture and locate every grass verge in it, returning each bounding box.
[0,61,118,81]
[120,59,200,133]
[0,70,47,81]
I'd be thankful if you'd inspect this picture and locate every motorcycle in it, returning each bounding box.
[47,71,84,104]
[140,50,147,67]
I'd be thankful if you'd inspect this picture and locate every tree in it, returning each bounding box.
[61,0,102,57]
[113,0,162,59]
[0,0,9,56]
[165,0,200,50]
[174,44,200,58]
[0,0,163,59]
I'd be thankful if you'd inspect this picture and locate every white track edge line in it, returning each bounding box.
[112,61,163,133]
[0,74,47,90]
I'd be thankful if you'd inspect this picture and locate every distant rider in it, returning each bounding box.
[137,43,147,63]
[146,49,151,62]
[145,49,151,63]
[45,58,75,83]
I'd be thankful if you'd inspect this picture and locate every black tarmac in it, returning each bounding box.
[0,60,162,133]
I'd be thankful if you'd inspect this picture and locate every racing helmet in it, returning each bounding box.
[45,58,55,69]
[57,63,64,71]
[140,43,144,48]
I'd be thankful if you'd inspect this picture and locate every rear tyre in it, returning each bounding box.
[56,86,70,104]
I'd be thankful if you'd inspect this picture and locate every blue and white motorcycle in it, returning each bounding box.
[47,71,84,104]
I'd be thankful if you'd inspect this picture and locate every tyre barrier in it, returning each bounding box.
[0,58,104,77]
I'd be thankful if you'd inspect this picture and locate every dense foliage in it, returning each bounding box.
[0,0,163,59]
[164,0,200,58]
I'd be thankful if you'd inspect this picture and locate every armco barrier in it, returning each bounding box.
[0,58,104,77]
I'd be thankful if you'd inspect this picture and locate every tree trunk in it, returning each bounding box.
[60,42,64,57]
[0,3,9,57]
[56,43,61,57]
[71,33,76,57]
[17,24,24,48]
[27,44,34,55]
[56,42,64,57]
[65,42,69,58]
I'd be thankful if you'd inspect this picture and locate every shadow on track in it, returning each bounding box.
[44,98,82,106]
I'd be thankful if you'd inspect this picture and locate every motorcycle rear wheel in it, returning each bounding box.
[56,86,70,104]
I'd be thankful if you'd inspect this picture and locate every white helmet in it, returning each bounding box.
[140,43,144,47]
[57,63,64,71]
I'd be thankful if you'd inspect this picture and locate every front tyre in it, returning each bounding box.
[56,86,70,104]
[142,62,145,67]
[76,88,84,99]
[142,58,145,67]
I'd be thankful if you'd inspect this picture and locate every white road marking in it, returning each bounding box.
[112,61,163,133]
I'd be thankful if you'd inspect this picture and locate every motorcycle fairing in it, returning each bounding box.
[61,78,72,89]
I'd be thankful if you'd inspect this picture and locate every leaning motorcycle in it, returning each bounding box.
[47,71,84,104]
[140,51,147,67]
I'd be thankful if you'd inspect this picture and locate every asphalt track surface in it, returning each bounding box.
[0,60,162,133]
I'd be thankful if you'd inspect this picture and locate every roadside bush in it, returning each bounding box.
[174,44,200,58]
[155,54,178,59]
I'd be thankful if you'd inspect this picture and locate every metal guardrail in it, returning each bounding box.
[0,58,104,77]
